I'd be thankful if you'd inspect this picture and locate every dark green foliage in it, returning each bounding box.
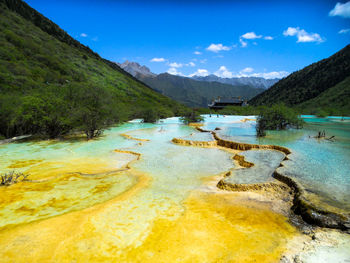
[256,104,303,137]
[138,73,264,107]
[297,76,350,116]
[218,105,261,116]
[195,108,212,114]
[0,171,29,186]
[180,110,204,124]
[72,85,114,139]
[314,109,328,118]
[0,0,188,139]
[141,108,159,123]
[249,45,350,115]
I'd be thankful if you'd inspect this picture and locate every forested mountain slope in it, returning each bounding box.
[0,0,186,139]
[249,45,350,112]
[297,76,350,114]
[138,73,264,107]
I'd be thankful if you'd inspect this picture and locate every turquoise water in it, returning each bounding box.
[179,131,215,142]
[3,119,305,262]
[1,114,349,223]
[224,150,285,185]
[202,115,350,210]
[0,120,235,232]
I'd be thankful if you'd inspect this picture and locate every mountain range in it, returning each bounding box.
[118,60,279,90]
[192,75,279,90]
[137,73,264,108]
[117,61,276,107]
[118,43,350,114]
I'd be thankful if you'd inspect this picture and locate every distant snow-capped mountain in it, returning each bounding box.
[117,60,156,77]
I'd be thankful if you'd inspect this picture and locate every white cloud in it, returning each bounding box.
[168,62,195,68]
[283,27,298,36]
[283,27,324,43]
[206,43,231,52]
[339,28,350,34]
[200,59,207,64]
[213,66,289,79]
[150,57,166,62]
[168,62,183,68]
[194,51,202,55]
[329,2,350,18]
[239,38,247,47]
[251,71,289,79]
[214,66,233,78]
[167,67,183,76]
[241,67,254,73]
[189,69,210,77]
[80,33,88,37]
[239,32,273,47]
[241,32,262,39]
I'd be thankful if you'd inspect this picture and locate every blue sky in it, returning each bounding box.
[25,0,350,78]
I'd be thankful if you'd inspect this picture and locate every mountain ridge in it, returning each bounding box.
[117,60,156,78]
[137,73,264,107]
[119,60,279,90]
[118,60,278,107]
[192,74,279,89]
[249,44,350,113]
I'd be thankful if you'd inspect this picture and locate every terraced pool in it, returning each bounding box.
[0,115,349,262]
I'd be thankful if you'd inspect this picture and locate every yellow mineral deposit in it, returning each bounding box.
[120,133,150,142]
[0,125,300,262]
[188,122,204,127]
[0,184,295,263]
[241,118,256,123]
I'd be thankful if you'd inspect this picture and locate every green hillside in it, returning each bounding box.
[138,73,264,107]
[298,76,350,115]
[249,45,350,114]
[0,0,187,139]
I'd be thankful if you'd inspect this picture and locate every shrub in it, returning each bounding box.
[180,110,204,124]
[4,30,24,48]
[256,104,303,137]
[315,109,328,118]
[0,171,29,186]
[142,108,159,123]
[219,105,259,116]
[157,106,173,119]
[72,85,114,140]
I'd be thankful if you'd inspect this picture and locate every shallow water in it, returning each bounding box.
[0,115,348,262]
[224,149,285,185]
[0,118,299,262]
[202,115,350,211]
